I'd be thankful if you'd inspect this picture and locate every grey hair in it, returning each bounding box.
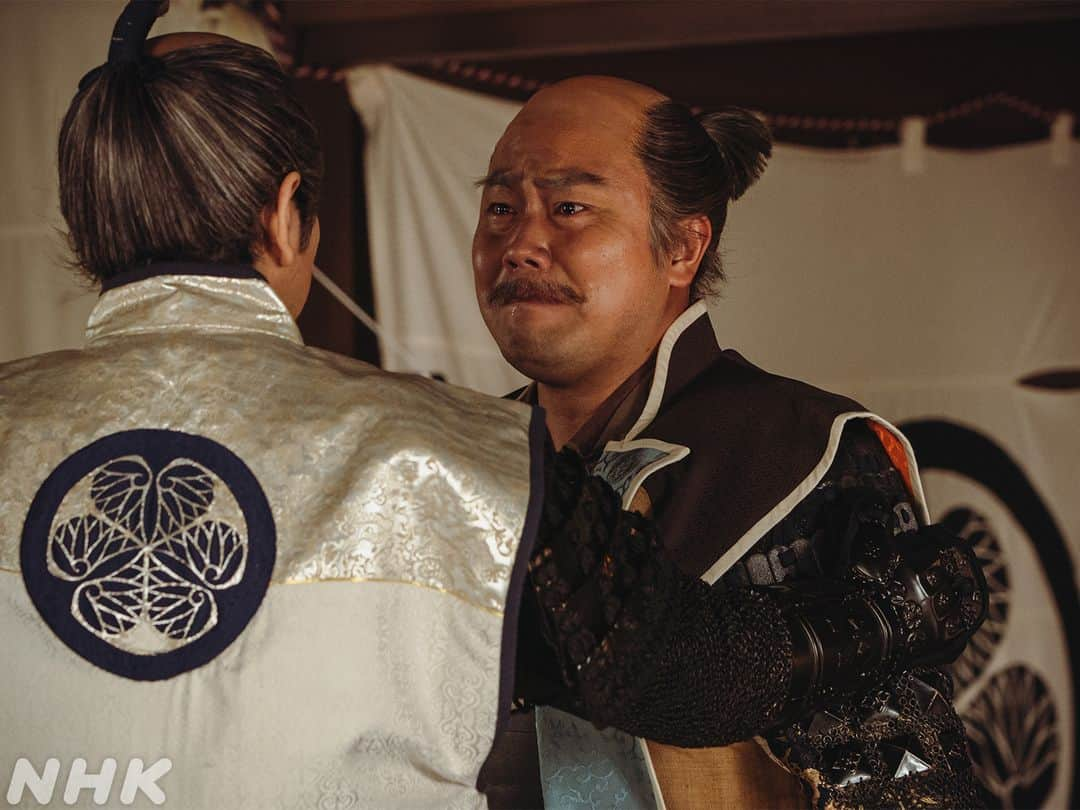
[59,41,322,283]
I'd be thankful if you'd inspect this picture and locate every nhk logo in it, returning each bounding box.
[6,758,171,806]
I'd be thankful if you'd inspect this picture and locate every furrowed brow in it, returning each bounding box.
[534,170,608,190]
[475,170,519,190]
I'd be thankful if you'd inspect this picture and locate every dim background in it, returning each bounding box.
[1,2,1078,807]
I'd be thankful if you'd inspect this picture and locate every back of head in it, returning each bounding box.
[58,39,323,284]
[636,100,772,299]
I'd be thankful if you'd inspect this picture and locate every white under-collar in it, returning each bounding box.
[623,300,710,441]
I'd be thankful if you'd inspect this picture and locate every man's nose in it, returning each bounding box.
[502,214,552,273]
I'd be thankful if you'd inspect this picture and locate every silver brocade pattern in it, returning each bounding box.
[0,274,534,612]
[0,273,536,809]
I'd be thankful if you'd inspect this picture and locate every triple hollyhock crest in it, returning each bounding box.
[22,429,275,679]
[46,456,248,654]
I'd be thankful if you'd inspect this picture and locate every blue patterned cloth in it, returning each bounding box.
[536,707,659,809]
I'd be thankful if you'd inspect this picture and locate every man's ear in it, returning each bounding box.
[259,171,303,268]
[666,214,711,289]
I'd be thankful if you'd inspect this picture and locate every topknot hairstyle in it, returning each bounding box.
[59,41,323,283]
[636,101,772,298]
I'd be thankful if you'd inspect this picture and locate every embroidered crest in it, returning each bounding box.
[21,429,275,680]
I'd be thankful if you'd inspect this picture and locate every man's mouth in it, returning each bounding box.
[488,278,584,307]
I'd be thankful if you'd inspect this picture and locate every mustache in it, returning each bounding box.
[487,278,585,307]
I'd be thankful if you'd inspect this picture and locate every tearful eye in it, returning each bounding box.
[556,202,586,216]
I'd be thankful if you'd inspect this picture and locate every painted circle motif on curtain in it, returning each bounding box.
[941,507,1009,692]
[901,420,1076,810]
[21,429,276,681]
[965,665,1059,809]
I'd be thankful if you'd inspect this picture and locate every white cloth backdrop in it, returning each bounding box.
[0,0,271,366]
[350,65,1079,809]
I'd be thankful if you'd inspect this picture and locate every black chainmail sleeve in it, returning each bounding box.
[522,442,793,745]
[738,421,984,809]
[518,426,985,809]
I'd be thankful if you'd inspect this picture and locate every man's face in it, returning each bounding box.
[472,80,685,388]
